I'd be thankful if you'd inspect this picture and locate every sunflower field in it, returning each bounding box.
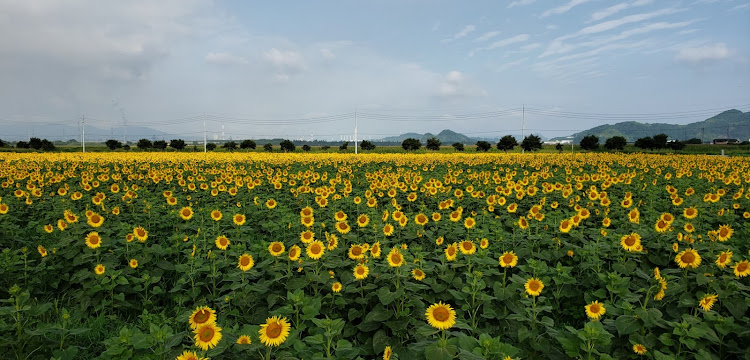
[0,152,748,360]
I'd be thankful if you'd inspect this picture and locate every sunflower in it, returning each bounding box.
[178,207,193,221]
[463,217,476,229]
[37,245,48,257]
[633,344,647,355]
[370,241,382,258]
[189,306,217,329]
[414,213,428,226]
[57,219,67,231]
[64,210,78,223]
[507,203,517,213]
[683,223,695,233]
[559,219,573,233]
[445,243,458,261]
[716,225,733,242]
[287,245,301,261]
[334,210,347,222]
[675,248,701,269]
[518,217,529,230]
[85,232,102,249]
[236,335,252,345]
[381,223,395,237]
[734,260,750,277]
[194,322,222,351]
[332,282,342,293]
[133,226,148,242]
[432,212,442,222]
[306,240,325,260]
[479,238,489,249]
[215,235,230,250]
[357,214,370,228]
[265,199,277,209]
[233,214,246,226]
[459,240,476,255]
[176,350,207,360]
[300,206,314,218]
[628,208,640,223]
[210,210,222,221]
[94,264,105,276]
[499,251,518,268]
[425,302,456,330]
[326,234,339,251]
[387,248,404,267]
[412,268,426,281]
[353,264,369,280]
[584,300,606,320]
[698,294,718,311]
[238,254,254,271]
[683,207,698,219]
[336,221,351,235]
[300,230,314,244]
[258,316,291,347]
[716,251,733,269]
[129,259,138,269]
[620,233,641,252]
[654,219,670,233]
[383,346,392,360]
[348,244,365,260]
[301,216,314,227]
[524,277,544,296]
[87,213,104,228]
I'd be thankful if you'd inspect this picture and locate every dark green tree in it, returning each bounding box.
[170,139,186,150]
[426,137,441,151]
[206,143,217,151]
[475,141,492,152]
[668,140,686,151]
[302,144,311,152]
[153,140,167,150]
[579,135,600,151]
[496,135,517,152]
[521,134,543,152]
[280,139,295,152]
[452,142,464,151]
[41,139,55,151]
[29,137,43,149]
[555,143,563,152]
[137,139,152,150]
[634,137,655,150]
[105,139,123,150]
[263,143,273,152]
[16,141,29,149]
[401,138,421,151]
[653,134,668,149]
[223,141,238,151]
[339,142,349,151]
[360,140,376,151]
[685,138,702,145]
[240,139,256,150]
[604,136,626,151]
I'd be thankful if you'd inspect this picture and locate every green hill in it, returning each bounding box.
[381,129,477,144]
[550,109,750,143]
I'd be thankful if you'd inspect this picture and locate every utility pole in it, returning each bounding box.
[354,110,358,155]
[81,115,86,153]
[203,118,207,153]
[521,105,525,154]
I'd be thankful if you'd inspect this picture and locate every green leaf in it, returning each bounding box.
[615,315,641,335]
[425,343,458,360]
[131,332,156,350]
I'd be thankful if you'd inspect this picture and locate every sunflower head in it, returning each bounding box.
[193,322,222,351]
[584,300,606,320]
[524,277,544,296]
[258,316,291,347]
[189,306,217,329]
[425,302,456,330]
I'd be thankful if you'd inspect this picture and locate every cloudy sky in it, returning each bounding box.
[0,0,748,141]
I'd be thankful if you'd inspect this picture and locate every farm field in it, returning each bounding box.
[0,152,748,360]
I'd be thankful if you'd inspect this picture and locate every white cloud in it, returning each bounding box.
[263,48,306,75]
[320,48,336,59]
[588,0,654,22]
[578,7,682,35]
[732,3,750,10]
[442,25,476,43]
[508,0,536,8]
[675,43,732,63]
[437,71,487,98]
[542,0,594,17]
[205,52,248,65]
[474,31,501,42]
[470,34,530,56]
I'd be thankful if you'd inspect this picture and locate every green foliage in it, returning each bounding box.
[402,138,422,151]
[496,136,517,152]
[302,144,312,152]
[222,141,238,151]
[263,143,272,152]
[360,140,376,151]
[452,142,464,151]
[604,136,626,151]
[152,140,167,150]
[169,139,186,151]
[240,140,256,150]
[426,137,441,151]
[206,142,217,151]
[520,135,542,152]
[580,135,600,151]
[475,141,491,152]
[137,139,152,150]
[105,140,123,151]
[280,139,296,152]
[340,142,349,151]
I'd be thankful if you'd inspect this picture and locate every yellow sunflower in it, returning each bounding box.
[425,302,456,330]
[716,224,733,242]
[459,240,476,255]
[37,245,48,257]
[288,245,301,261]
[238,254,254,271]
[479,238,489,249]
[628,208,640,223]
[524,277,544,296]
[584,300,606,320]
[332,282,342,293]
[353,264,369,280]
[499,251,518,268]
[412,268,426,281]
[464,217,476,229]
[675,248,701,269]
[210,210,222,221]
[518,217,529,230]
[194,322,222,351]
[357,214,370,228]
[683,207,698,219]
[94,264,105,276]
[633,344,647,355]
[233,214,246,226]
[348,244,365,260]
[370,241,382,258]
[715,251,733,269]
[414,213,428,226]
[387,248,404,267]
[326,234,339,251]
[383,224,394,236]
[175,350,207,360]
[300,230,314,244]
[87,212,104,228]
[445,243,458,261]
[334,210,347,222]
[654,219,670,233]
[306,240,325,260]
[258,316,291,347]
[179,207,194,221]
[620,233,641,252]
[559,219,573,233]
[236,335,252,345]
[383,345,392,360]
[265,199,277,209]
[85,232,102,249]
[336,221,351,235]
[215,235,230,250]
[734,260,750,277]
[129,259,138,269]
[698,294,718,311]
[189,306,217,329]
[268,242,285,257]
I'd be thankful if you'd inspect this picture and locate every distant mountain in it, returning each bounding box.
[550,109,750,143]
[380,129,478,144]
[0,124,169,143]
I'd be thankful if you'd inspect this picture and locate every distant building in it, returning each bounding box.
[712,139,740,145]
[544,140,572,145]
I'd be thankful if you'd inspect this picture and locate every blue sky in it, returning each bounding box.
[0,0,748,141]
